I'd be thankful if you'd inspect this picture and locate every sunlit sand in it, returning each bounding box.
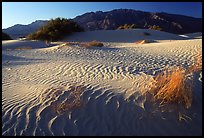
[2,29,202,136]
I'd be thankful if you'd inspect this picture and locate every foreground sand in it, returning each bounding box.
[2,30,202,136]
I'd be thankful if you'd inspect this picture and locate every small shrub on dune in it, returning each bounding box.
[149,25,162,31]
[83,40,104,48]
[134,39,155,44]
[134,40,146,44]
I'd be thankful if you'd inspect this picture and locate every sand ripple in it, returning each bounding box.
[2,39,202,135]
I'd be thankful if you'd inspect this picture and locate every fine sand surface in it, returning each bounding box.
[62,29,188,42]
[2,29,202,136]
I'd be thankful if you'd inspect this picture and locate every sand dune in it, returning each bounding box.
[62,29,188,42]
[2,29,202,136]
[2,40,49,50]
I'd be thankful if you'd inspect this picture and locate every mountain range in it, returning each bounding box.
[3,9,202,39]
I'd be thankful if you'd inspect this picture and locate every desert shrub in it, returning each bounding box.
[134,39,156,44]
[117,24,138,30]
[82,41,104,48]
[2,32,12,40]
[134,40,146,44]
[117,26,125,30]
[27,17,84,41]
[130,24,137,29]
[123,24,129,29]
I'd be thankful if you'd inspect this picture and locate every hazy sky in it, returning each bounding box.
[2,2,202,29]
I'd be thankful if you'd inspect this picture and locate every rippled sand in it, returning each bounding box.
[2,30,202,136]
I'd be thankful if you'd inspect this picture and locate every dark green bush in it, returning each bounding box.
[2,32,12,40]
[27,17,84,41]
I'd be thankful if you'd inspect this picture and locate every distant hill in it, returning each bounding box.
[3,20,48,39]
[3,9,202,39]
[73,9,202,34]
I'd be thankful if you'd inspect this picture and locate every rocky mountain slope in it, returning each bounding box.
[3,9,202,39]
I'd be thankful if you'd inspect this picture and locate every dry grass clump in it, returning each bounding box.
[150,50,202,109]
[134,40,146,44]
[151,67,192,109]
[134,39,156,44]
[53,85,84,114]
[58,41,104,48]
[82,40,104,48]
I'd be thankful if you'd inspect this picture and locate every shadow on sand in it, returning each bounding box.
[2,54,46,67]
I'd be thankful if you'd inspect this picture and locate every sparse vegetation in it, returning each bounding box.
[82,40,104,48]
[134,40,146,44]
[27,17,84,42]
[134,39,156,44]
[149,25,162,31]
[150,51,202,109]
[117,24,138,30]
[2,32,12,40]
[57,41,104,49]
[151,67,192,109]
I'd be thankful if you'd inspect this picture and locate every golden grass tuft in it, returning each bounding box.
[150,50,202,109]
[134,40,156,44]
[134,40,146,44]
[151,67,192,109]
